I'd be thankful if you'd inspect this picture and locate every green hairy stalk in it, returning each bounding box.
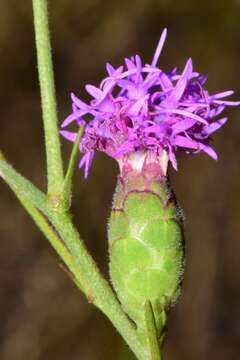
[109,168,184,354]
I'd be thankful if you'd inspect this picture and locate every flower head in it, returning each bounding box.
[61,29,240,177]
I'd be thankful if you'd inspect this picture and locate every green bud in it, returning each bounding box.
[108,167,184,341]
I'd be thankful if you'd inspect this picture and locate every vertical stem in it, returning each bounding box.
[32,0,64,197]
[144,301,162,360]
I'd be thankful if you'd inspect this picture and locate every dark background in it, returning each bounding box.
[0,1,240,359]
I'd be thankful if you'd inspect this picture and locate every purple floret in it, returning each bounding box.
[61,28,240,177]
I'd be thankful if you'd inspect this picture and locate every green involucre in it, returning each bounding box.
[108,172,184,340]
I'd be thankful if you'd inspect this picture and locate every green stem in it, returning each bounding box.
[62,127,84,210]
[32,0,64,198]
[144,301,162,360]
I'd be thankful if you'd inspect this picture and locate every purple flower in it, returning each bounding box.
[61,29,240,177]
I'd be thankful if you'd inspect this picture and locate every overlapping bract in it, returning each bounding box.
[61,29,239,177]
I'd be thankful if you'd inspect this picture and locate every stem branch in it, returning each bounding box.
[62,127,84,210]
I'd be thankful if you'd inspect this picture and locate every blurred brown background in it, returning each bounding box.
[0,0,240,359]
